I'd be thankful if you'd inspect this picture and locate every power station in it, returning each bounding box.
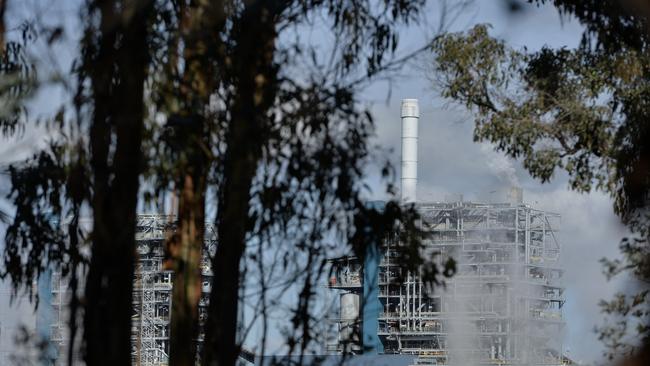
[327,99,566,365]
[40,99,566,366]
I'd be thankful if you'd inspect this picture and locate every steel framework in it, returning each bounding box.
[326,256,364,354]
[329,200,565,366]
[132,214,174,365]
[49,215,215,366]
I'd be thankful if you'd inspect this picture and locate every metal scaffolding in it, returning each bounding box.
[328,200,565,366]
[326,256,364,354]
[131,214,216,365]
[132,214,174,365]
[49,215,216,366]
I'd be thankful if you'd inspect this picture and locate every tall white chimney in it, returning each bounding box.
[401,99,419,204]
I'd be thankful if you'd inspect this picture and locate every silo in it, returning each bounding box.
[339,292,361,351]
[341,293,360,320]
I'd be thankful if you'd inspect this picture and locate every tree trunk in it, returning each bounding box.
[169,172,205,366]
[203,2,280,365]
[204,108,259,366]
[0,0,7,54]
[84,1,150,365]
[168,2,225,365]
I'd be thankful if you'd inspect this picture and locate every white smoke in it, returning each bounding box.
[479,143,520,187]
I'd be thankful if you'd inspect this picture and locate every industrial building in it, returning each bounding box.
[328,99,566,365]
[49,215,216,366]
[41,99,565,366]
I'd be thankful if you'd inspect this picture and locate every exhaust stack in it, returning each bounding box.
[401,99,419,204]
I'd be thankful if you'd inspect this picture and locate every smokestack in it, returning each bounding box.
[401,99,419,204]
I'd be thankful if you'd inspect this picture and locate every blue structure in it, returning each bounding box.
[361,202,384,354]
[36,269,57,365]
[326,201,385,355]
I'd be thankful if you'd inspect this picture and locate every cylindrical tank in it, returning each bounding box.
[339,293,360,350]
[401,99,419,204]
[340,293,360,320]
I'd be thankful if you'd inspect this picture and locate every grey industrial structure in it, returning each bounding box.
[50,215,216,366]
[43,99,565,366]
[327,99,566,365]
[329,198,565,365]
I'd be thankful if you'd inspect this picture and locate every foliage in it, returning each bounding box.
[0,21,37,137]
[0,22,82,306]
[3,1,153,364]
[1,1,457,365]
[0,20,38,228]
[431,1,650,359]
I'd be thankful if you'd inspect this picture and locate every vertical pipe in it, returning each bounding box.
[515,208,519,244]
[542,212,546,259]
[412,277,416,330]
[525,210,530,265]
[419,276,423,331]
[401,99,419,204]
[406,272,410,330]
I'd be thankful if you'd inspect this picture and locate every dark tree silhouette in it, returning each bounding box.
[144,1,459,365]
[3,0,154,365]
[1,1,460,365]
[81,1,153,365]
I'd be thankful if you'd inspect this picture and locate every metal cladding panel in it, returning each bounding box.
[36,269,57,362]
[362,235,383,354]
[362,200,385,354]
